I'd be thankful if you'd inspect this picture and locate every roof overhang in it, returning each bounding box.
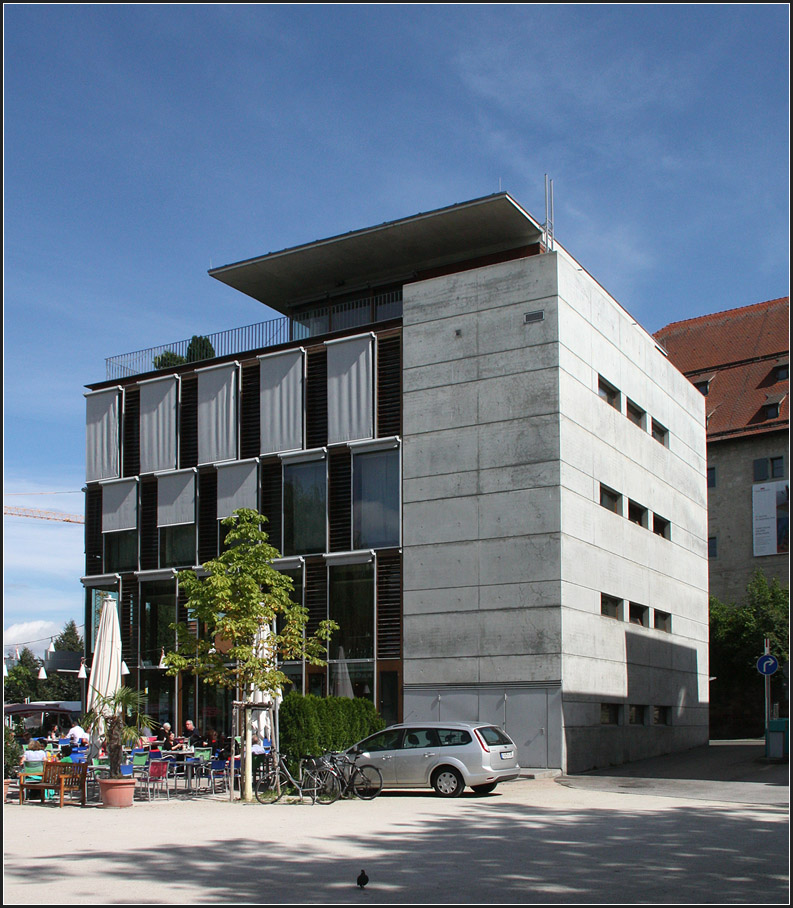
[208,193,544,313]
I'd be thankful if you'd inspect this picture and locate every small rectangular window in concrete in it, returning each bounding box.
[707,466,716,487]
[654,609,672,633]
[598,376,621,411]
[708,536,718,558]
[629,704,647,725]
[653,514,671,539]
[651,418,668,446]
[653,706,671,726]
[629,603,649,627]
[626,398,646,428]
[601,594,622,619]
[599,484,621,514]
[600,703,620,725]
[628,499,649,527]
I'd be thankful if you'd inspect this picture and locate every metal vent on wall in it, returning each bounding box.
[524,310,544,324]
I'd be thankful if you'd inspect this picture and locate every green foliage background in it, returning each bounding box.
[278,692,385,767]
[709,570,789,737]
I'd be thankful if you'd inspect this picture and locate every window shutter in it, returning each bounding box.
[139,478,158,571]
[197,469,218,563]
[122,387,140,478]
[240,362,261,461]
[179,375,198,469]
[328,447,351,552]
[305,348,328,448]
[377,333,401,438]
[376,550,401,660]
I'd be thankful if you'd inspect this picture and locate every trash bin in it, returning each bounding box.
[766,718,788,760]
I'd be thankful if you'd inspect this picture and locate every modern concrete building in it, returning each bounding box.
[82,193,709,772]
[655,298,789,606]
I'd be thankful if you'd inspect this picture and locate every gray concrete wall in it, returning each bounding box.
[401,255,563,697]
[706,430,789,605]
[555,250,710,772]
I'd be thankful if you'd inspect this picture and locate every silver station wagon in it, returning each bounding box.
[347,721,520,797]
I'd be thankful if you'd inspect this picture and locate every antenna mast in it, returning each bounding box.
[544,174,555,252]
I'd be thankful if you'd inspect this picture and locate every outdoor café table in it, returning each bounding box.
[160,751,205,793]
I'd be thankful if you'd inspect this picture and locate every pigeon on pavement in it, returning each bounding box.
[357,870,369,889]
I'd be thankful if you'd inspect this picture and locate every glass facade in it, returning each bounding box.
[353,449,400,549]
[104,530,137,573]
[160,524,196,568]
[329,562,374,661]
[283,460,327,555]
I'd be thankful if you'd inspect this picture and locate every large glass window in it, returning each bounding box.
[353,449,400,549]
[283,460,327,555]
[160,524,196,569]
[329,562,374,660]
[139,581,177,669]
[104,530,137,573]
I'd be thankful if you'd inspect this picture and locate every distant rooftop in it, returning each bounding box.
[654,297,789,440]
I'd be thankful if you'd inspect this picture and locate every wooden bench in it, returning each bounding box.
[19,761,87,807]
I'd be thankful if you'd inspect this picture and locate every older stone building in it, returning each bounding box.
[82,193,710,772]
[655,298,789,606]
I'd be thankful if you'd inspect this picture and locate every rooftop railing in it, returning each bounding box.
[105,289,402,380]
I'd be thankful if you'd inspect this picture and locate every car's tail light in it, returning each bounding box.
[473,729,490,752]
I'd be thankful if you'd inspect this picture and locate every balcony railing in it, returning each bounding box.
[105,290,402,380]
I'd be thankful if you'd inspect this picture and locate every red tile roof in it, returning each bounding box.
[654,298,789,441]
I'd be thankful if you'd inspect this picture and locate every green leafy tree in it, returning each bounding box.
[3,647,42,703]
[152,349,187,370]
[185,335,215,363]
[710,570,789,737]
[41,621,85,702]
[164,507,337,799]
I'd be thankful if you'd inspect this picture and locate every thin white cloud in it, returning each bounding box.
[4,620,65,659]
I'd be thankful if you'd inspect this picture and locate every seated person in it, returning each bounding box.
[250,735,270,755]
[20,740,47,766]
[183,719,205,747]
[161,730,180,751]
[64,721,89,747]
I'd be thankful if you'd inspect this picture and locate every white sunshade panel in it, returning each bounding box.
[259,348,304,455]
[198,362,238,465]
[86,388,121,482]
[101,478,138,532]
[327,334,374,444]
[139,375,178,474]
[157,469,196,527]
[216,459,259,519]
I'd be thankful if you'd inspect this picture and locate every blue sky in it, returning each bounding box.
[3,4,789,657]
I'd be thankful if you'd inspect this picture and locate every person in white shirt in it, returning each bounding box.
[65,723,88,746]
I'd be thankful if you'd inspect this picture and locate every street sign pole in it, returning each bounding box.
[764,638,771,730]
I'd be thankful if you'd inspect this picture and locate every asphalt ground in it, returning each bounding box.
[3,740,789,905]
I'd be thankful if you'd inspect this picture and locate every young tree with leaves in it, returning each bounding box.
[710,570,789,737]
[164,508,337,800]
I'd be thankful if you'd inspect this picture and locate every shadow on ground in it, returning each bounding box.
[4,795,788,904]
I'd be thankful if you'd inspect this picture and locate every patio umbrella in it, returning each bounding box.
[332,645,354,699]
[251,621,281,742]
[86,594,123,754]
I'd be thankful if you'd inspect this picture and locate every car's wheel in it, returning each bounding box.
[431,766,465,797]
[471,782,498,795]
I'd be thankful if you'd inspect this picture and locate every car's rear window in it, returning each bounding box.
[438,729,472,747]
[477,726,513,746]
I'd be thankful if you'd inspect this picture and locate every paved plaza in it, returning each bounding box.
[3,741,789,904]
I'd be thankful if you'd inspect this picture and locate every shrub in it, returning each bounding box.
[279,692,385,767]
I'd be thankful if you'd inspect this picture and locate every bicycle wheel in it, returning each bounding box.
[255,767,291,804]
[306,768,341,805]
[352,764,383,800]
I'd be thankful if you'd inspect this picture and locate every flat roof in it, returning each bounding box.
[208,193,544,313]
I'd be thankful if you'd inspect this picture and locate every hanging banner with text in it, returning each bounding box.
[752,480,789,557]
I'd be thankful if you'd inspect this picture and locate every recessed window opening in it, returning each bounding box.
[653,514,671,539]
[626,399,646,428]
[629,705,647,725]
[599,484,621,514]
[628,500,648,528]
[707,467,716,488]
[629,603,649,627]
[770,456,785,478]
[708,536,718,559]
[598,376,621,411]
[601,594,622,619]
[764,403,780,420]
[651,419,668,446]
[600,703,620,725]
[654,610,672,633]
[653,706,672,726]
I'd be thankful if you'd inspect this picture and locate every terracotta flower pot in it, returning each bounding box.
[98,777,137,808]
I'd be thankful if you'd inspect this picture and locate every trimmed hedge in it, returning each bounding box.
[279,692,386,765]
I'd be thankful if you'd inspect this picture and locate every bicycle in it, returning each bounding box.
[320,751,383,801]
[254,753,339,805]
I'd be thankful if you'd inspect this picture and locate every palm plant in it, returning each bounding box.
[83,687,157,778]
